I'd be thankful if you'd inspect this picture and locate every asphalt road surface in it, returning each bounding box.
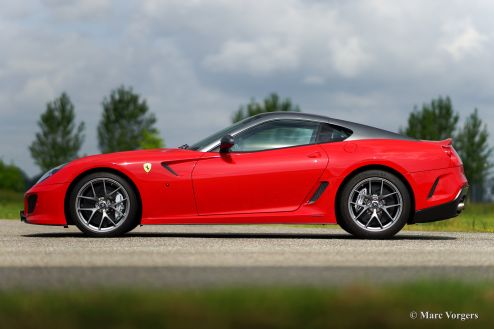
[1,219,493,289]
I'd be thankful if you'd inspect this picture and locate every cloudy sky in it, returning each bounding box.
[1,0,493,175]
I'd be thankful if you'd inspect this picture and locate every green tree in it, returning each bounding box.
[400,96,459,140]
[98,86,163,153]
[140,129,165,149]
[0,160,26,192]
[455,109,492,187]
[232,93,301,123]
[29,93,85,172]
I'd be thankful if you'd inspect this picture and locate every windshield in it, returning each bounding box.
[188,116,259,151]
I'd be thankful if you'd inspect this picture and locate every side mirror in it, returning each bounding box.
[219,134,235,153]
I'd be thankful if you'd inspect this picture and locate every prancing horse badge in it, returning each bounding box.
[143,163,152,173]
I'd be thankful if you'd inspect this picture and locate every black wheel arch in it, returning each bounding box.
[64,167,142,225]
[335,165,416,226]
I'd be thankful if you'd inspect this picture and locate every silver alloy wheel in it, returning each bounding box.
[75,178,130,233]
[347,177,403,232]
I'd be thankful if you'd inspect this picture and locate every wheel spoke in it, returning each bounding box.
[76,177,131,233]
[105,213,117,226]
[382,208,395,221]
[98,213,105,230]
[366,210,379,228]
[86,209,97,225]
[90,182,96,197]
[78,196,97,201]
[375,215,384,228]
[381,192,398,199]
[350,201,365,208]
[79,207,98,211]
[348,176,403,232]
[354,206,369,220]
[107,187,121,197]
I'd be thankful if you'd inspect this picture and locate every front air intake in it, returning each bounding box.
[27,194,37,214]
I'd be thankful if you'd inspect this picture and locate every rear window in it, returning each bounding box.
[317,124,352,143]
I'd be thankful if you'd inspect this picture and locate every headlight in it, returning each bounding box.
[36,163,66,185]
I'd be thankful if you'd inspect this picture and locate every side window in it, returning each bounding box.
[232,120,320,152]
[317,123,352,143]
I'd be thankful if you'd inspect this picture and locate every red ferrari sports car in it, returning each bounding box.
[21,112,468,238]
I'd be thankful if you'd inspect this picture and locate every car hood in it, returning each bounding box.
[69,148,205,166]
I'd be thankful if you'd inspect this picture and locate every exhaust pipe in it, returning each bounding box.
[457,202,465,213]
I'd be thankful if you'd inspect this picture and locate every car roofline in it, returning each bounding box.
[250,112,416,141]
[199,112,415,151]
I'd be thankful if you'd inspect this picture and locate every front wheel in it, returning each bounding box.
[69,172,139,237]
[338,170,411,239]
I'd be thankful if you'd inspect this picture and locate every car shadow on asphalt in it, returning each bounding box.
[23,232,457,240]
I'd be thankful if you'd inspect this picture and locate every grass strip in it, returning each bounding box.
[0,281,493,329]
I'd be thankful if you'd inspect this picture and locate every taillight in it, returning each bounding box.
[443,145,463,167]
[442,145,452,157]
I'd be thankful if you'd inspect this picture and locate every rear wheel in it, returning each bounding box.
[69,172,139,237]
[338,170,411,239]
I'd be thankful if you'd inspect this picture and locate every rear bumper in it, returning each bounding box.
[412,185,469,224]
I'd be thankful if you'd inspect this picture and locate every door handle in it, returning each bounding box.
[307,151,322,158]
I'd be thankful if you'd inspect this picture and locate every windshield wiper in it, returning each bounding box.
[178,144,189,149]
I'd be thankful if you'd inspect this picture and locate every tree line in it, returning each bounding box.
[28,91,299,174]
[400,96,492,193]
[0,92,491,198]
[234,94,492,195]
[29,86,163,173]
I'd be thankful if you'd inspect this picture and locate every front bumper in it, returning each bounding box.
[412,185,469,224]
[20,182,69,226]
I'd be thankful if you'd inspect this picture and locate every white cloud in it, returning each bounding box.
[303,75,325,85]
[1,0,494,175]
[18,78,55,106]
[204,38,299,75]
[329,37,372,78]
[441,20,488,61]
[197,0,372,79]
[41,0,112,20]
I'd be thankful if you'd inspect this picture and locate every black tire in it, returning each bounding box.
[338,215,353,234]
[338,170,411,239]
[123,221,140,234]
[69,172,139,237]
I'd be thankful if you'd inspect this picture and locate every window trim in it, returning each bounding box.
[207,119,353,153]
[316,122,353,144]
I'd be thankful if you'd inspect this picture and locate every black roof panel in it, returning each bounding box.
[252,112,415,141]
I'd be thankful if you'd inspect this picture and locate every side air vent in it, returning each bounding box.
[308,182,329,204]
[428,177,440,199]
[161,163,179,176]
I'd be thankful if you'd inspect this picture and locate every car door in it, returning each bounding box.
[192,120,329,215]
